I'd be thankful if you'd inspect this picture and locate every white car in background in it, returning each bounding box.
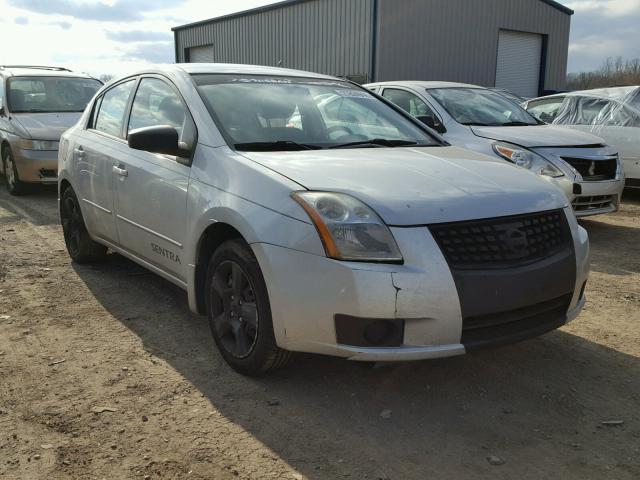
[523,86,640,187]
[365,81,625,216]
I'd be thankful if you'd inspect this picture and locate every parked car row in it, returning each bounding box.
[0,63,633,375]
[365,81,626,217]
[523,86,640,187]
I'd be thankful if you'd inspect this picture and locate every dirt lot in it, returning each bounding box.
[0,186,639,480]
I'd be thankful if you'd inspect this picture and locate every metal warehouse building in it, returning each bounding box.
[172,0,573,98]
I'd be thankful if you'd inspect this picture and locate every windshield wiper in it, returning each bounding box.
[234,141,322,152]
[500,121,537,126]
[460,122,494,126]
[329,138,419,149]
[12,109,51,113]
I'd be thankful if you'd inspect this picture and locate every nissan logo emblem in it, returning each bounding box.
[501,223,529,254]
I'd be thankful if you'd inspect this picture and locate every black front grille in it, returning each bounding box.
[429,210,571,270]
[561,157,617,181]
[462,294,572,350]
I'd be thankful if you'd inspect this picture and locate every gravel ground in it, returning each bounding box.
[0,186,639,480]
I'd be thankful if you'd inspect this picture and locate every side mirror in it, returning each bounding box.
[416,115,447,134]
[128,125,191,160]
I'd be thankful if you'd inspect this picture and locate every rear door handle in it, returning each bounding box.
[113,165,128,177]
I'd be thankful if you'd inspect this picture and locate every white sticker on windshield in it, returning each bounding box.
[232,78,293,84]
[335,89,371,99]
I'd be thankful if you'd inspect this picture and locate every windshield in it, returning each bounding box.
[429,87,540,126]
[193,74,438,151]
[7,76,102,113]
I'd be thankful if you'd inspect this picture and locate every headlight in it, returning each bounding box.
[493,142,564,178]
[292,191,403,262]
[16,139,60,151]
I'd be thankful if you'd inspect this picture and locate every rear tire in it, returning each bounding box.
[2,147,27,196]
[60,187,108,263]
[205,239,292,376]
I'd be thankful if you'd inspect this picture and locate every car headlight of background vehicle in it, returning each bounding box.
[16,138,60,151]
[292,191,403,262]
[493,142,564,178]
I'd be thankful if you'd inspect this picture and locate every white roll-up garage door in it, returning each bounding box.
[189,45,214,63]
[495,30,543,99]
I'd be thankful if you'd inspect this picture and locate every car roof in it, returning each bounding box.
[530,86,639,103]
[566,86,639,100]
[149,63,339,80]
[0,66,96,79]
[366,80,483,90]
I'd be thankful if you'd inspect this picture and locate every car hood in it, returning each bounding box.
[242,146,568,226]
[471,125,605,148]
[13,112,82,141]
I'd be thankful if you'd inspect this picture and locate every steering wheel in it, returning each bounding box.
[327,125,354,138]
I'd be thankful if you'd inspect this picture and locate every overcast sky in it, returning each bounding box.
[0,0,638,77]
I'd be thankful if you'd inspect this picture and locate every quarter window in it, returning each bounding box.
[94,80,136,138]
[526,97,565,123]
[128,78,196,149]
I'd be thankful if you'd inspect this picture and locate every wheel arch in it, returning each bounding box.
[58,178,72,211]
[1,140,10,159]
[194,221,247,315]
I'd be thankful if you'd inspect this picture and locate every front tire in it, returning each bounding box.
[205,239,292,376]
[2,147,27,196]
[60,187,108,263]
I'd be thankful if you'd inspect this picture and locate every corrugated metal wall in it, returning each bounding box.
[174,0,571,90]
[174,0,374,80]
[375,0,571,90]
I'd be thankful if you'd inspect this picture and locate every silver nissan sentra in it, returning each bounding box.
[58,64,589,375]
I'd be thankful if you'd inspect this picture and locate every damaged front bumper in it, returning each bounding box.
[251,207,589,361]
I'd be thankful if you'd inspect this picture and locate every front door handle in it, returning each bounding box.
[74,146,85,159]
[113,165,128,177]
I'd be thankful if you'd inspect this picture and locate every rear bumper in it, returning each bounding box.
[12,148,58,184]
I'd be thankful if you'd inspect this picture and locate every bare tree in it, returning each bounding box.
[99,74,114,84]
[567,57,640,90]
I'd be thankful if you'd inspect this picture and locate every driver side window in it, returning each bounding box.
[382,88,438,119]
[128,78,196,150]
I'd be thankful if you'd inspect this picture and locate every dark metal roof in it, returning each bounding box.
[172,0,573,31]
[172,0,313,31]
[539,0,574,15]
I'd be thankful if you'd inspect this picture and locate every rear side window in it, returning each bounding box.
[628,91,640,112]
[574,97,610,125]
[94,80,136,138]
[604,105,640,128]
[127,77,196,148]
